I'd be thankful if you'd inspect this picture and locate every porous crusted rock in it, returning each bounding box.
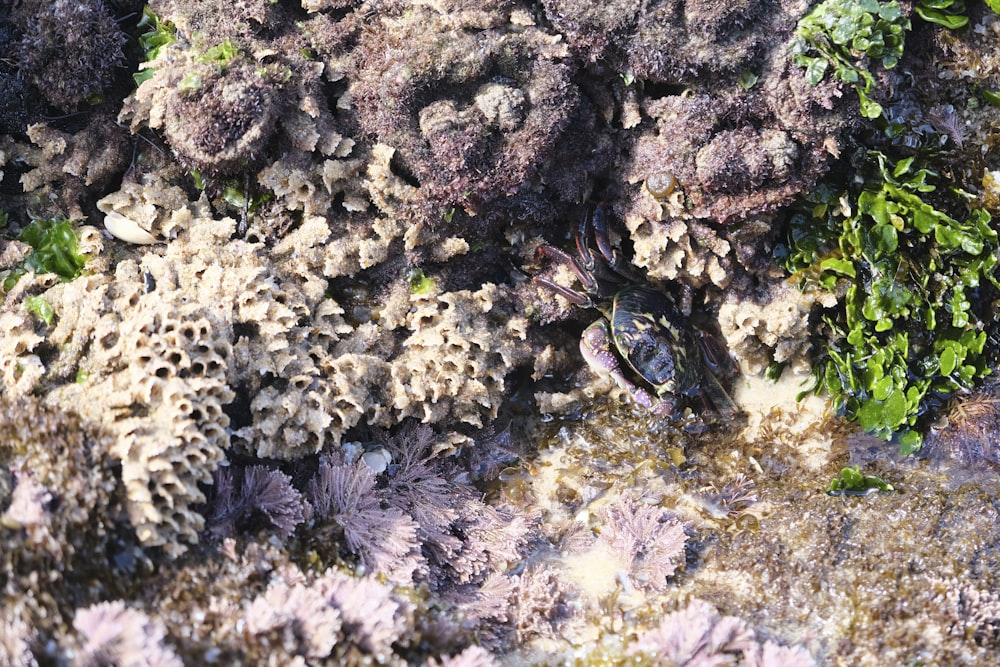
[718,280,837,375]
[15,207,529,469]
[239,282,533,459]
[0,309,44,396]
[391,284,531,428]
[21,117,130,191]
[36,216,286,552]
[15,116,130,220]
[621,189,734,288]
[96,169,202,243]
[0,224,109,397]
[42,266,238,555]
[257,133,367,218]
[240,350,391,461]
[106,298,234,553]
[38,273,110,381]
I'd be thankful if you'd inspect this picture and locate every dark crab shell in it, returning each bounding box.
[609,286,702,401]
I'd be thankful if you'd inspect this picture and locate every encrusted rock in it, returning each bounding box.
[718,280,837,375]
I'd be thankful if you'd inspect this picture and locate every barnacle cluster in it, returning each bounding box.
[96,298,233,552]
[1,207,533,550]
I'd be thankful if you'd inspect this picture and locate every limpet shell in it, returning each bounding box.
[646,171,678,199]
[104,211,159,244]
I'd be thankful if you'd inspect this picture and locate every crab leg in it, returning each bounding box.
[535,277,595,307]
[575,208,599,269]
[581,320,673,416]
[700,370,738,417]
[581,204,645,283]
[693,330,739,416]
[587,204,617,268]
[535,245,600,305]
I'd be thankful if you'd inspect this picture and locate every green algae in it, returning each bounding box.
[2,218,87,291]
[134,5,176,85]
[791,0,909,119]
[826,465,894,495]
[780,151,1000,453]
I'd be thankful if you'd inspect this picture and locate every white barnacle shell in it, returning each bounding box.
[104,211,159,244]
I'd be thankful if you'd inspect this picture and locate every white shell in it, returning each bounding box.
[104,211,159,245]
[361,448,392,474]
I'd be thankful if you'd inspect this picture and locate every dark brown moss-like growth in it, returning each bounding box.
[162,60,284,176]
[629,75,845,223]
[627,0,778,81]
[0,396,131,647]
[544,0,781,82]
[540,0,642,64]
[12,0,127,110]
[539,0,858,235]
[350,1,581,223]
[150,0,288,43]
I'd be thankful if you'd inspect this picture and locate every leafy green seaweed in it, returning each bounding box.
[779,152,1000,453]
[3,218,88,292]
[827,466,894,495]
[791,0,910,119]
[915,0,969,29]
[133,6,177,86]
[406,268,436,295]
[25,296,55,326]
[196,40,238,68]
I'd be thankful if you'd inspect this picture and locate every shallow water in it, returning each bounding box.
[507,372,1000,664]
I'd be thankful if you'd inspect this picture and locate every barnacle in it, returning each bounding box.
[718,280,837,375]
[96,173,198,244]
[0,310,45,395]
[390,284,531,428]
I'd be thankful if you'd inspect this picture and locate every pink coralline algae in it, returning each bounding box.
[627,599,816,667]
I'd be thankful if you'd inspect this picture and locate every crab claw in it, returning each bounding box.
[580,320,675,416]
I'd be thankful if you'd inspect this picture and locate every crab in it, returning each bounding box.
[536,204,737,417]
